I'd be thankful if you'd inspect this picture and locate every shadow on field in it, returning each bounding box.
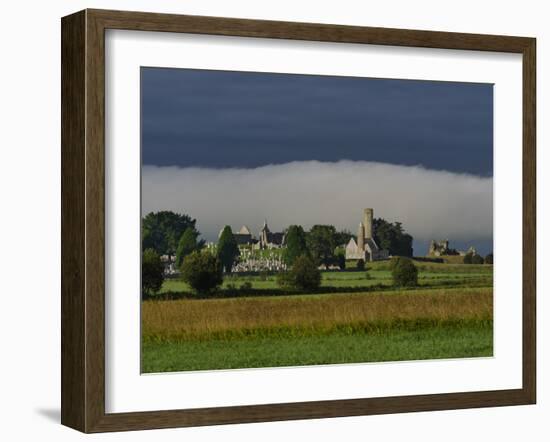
[144,278,492,301]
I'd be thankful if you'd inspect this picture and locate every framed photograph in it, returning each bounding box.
[61,9,536,433]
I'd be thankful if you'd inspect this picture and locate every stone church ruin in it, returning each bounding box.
[345,208,389,262]
[219,220,285,250]
[427,239,477,257]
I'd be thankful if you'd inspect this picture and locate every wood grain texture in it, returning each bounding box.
[61,10,86,431]
[85,10,107,432]
[522,38,536,403]
[61,8,537,433]
[89,8,533,52]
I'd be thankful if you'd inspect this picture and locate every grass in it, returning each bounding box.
[365,259,492,273]
[158,264,492,295]
[143,288,492,342]
[142,322,493,372]
[142,262,493,373]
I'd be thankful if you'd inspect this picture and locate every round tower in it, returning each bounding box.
[363,208,374,239]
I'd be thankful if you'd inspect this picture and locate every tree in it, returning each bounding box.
[485,253,494,264]
[307,225,337,269]
[336,253,346,270]
[463,252,473,264]
[181,251,223,295]
[356,258,365,271]
[142,211,203,255]
[391,257,418,287]
[277,255,321,291]
[142,248,164,297]
[471,254,484,264]
[217,225,240,273]
[141,228,153,253]
[175,227,198,268]
[282,225,308,266]
[372,218,413,257]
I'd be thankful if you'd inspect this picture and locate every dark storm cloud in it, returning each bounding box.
[141,67,493,176]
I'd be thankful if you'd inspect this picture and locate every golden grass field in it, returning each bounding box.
[142,287,493,342]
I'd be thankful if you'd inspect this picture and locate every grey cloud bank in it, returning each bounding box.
[142,161,492,253]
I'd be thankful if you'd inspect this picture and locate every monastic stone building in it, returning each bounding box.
[345,208,389,261]
[220,220,285,249]
[256,220,285,249]
[428,239,452,256]
[427,239,477,257]
[233,225,253,245]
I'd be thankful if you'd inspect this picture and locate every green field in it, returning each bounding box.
[159,261,492,294]
[142,260,493,373]
[142,323,492,372]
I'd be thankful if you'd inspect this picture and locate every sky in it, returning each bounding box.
[141,67,494,255]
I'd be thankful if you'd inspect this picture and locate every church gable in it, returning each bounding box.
[345,237,366,260]
[238,225,251,235]
[346,237,357,250]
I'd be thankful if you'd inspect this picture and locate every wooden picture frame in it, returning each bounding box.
[61,8,536,433]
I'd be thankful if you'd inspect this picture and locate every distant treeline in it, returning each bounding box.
[141,210,414,259]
